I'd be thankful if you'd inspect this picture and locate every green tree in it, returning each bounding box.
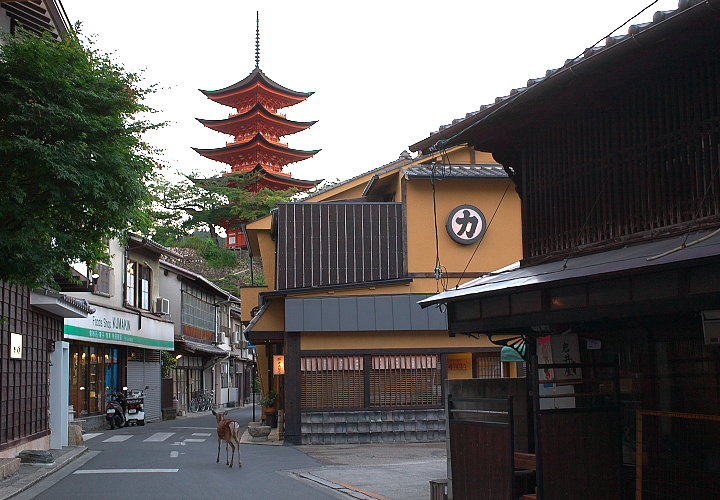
[0,28,162,286]
[149,170,298,244]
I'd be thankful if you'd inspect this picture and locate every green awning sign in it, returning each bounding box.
[501,344,526,362]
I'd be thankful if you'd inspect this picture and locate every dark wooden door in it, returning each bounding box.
[448,396,515,500]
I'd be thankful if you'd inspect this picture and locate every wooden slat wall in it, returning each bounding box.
[0,282,62,450]
[300,356,364,409]
[521,50,720,260]
[277,202,404,290]
[370,355,441,407]
[300,354,442,410]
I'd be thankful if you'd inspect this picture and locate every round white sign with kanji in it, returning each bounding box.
[446,204,487,245]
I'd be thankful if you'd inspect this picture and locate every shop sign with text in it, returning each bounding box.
[64,306,174,350]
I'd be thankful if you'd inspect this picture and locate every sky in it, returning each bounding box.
[61,0,680,185]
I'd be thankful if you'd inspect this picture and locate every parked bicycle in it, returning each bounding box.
[189,390,214,412]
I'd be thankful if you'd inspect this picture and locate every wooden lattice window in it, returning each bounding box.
[300,356,364,409]
[369,355,441,407]
[475,352,502,378]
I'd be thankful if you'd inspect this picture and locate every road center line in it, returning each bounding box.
[170,451,179,458]
[74,469,178,474]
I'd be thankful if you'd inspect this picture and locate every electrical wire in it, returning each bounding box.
[454,178,514,289]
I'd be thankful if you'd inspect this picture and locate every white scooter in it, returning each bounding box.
[105,387,146,429]
[124,389,146,426]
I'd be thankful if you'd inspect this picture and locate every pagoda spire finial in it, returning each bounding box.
[255,11,260,69]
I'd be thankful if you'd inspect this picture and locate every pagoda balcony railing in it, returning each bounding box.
[226,139,288,148]
[229,110,287,119]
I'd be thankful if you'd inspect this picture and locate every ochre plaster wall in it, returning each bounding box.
[250,299,285,332]
[405,177,522,275]
[300,330,501,351]
[239,287,269,322]
[256,231,277,290]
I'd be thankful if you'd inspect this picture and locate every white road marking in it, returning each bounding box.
[170,451,179,458]
[170,442,186,446]
[171,426,216,430]
[183,438,206,442]
[144,432,175,442]
[102,435,132,442]
[192,433,211,437]
[74,469,178,474]
[82,433,102,441]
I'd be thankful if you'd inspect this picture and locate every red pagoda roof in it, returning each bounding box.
[200,67,313,110]
[197,103,316,139]
[231,164,319,191]
[193,133,320,168]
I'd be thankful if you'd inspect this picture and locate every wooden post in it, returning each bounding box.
[635,410,643,500]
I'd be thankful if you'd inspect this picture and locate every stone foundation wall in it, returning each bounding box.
[0,435,50,460]
[301,409,446,445]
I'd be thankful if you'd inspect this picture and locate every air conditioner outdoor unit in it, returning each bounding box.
[156,297,170,315]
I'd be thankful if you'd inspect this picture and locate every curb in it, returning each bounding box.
[0,446,87,500]
[294,472,388,500]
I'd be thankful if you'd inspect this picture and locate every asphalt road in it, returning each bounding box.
[15,407,346,500]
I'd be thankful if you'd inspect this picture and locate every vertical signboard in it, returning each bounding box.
[537,333,581,409]
[10,332,23,359]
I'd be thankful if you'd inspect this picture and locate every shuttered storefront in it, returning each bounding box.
[127,348,161,422]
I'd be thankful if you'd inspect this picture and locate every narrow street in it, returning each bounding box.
[7,404,448,500]
[13,407,346,500]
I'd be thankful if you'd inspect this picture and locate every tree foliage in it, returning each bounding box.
[0,28,162,286]
[149,171,298,243]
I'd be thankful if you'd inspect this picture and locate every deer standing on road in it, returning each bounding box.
[212,409,242,468]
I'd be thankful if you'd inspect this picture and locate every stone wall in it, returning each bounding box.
[301,409,445,444]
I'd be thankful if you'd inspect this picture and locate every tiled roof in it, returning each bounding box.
[32,288,96,314]
[410,0,712,153]
[128,234,181,259]
[404,164,508,179]
[159,259,239,302]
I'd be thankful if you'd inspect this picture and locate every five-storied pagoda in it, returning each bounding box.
[194,13,319,249]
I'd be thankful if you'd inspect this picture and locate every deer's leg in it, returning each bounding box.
[236,437,243,468]
[228,441,235,468]
[216,437,221,463]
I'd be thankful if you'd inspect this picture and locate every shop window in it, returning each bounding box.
[125,260,152,310]
[70,344,121,416]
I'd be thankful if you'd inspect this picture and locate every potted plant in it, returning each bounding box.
[260,389,278,428]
